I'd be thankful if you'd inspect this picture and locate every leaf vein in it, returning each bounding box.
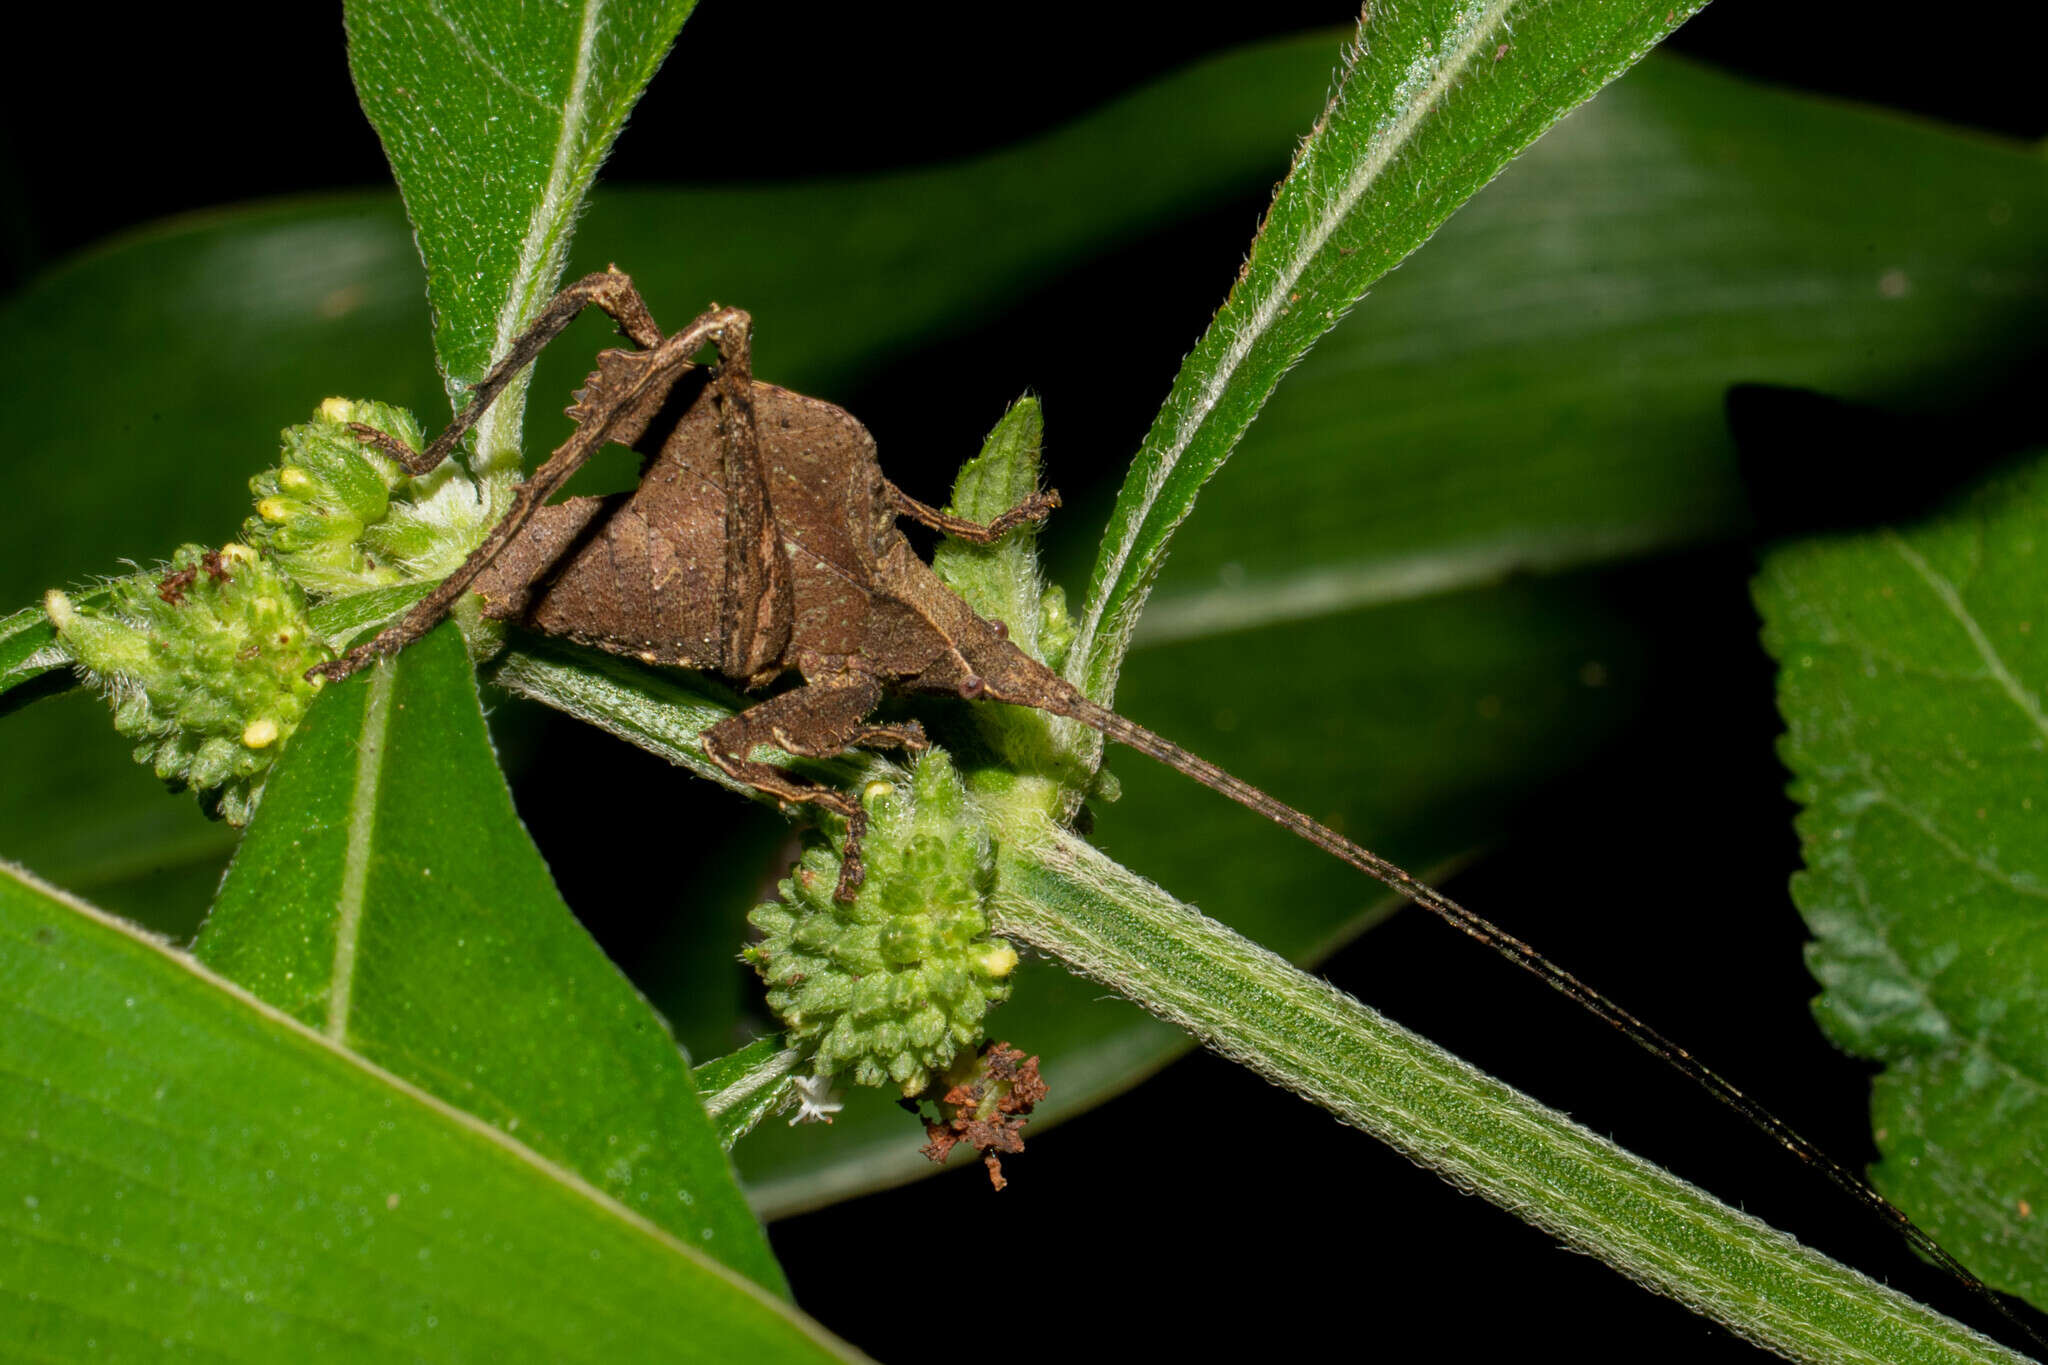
[420,0,552,107]
[1887,530,2048,747]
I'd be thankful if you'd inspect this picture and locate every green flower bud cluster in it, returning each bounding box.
[44,543,329,826]
[245,397,421,595]
[744,752,1020,1095]
[1035,582,1075,672]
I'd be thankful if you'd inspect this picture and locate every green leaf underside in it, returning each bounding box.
[343,0,698,469]
[307,581,441,649]
[695,1039,802,1151]
[0,862,862,1364]
[1072,0,1708,706]
[1757,452,2048,1309]
[192,625,783,1292]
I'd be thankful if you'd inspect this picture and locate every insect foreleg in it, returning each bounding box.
[307,302,752,684]
[353,268,666,477]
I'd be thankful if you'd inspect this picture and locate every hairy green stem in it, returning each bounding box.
[994,827,2025,1365]
[491,640,2023,1359]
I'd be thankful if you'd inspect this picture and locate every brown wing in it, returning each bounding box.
[751,383,892,664]
[493,357,892,679]
[474,492,728,669]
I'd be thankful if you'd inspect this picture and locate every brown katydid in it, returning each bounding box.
[310,269,2030,1341]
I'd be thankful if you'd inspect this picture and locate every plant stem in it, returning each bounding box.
[995,827,2026,1365]
[492,641,2026,1359]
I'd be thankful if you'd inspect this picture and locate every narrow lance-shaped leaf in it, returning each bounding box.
[0,862,864,1363]
[1757,451,2048,1311]
[1131,55,2048,645]
[192,624,786,1292]
[343,0,698,477]
[1070,0,1706,706]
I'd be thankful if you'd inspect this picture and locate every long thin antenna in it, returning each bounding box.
[1061,693,2044,1354]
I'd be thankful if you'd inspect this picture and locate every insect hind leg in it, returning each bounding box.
[701,671,891,902]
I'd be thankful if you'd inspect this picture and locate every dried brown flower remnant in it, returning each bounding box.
[156,566,198,604]
[918,1041,1048,1190]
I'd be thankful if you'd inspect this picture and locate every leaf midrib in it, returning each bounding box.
[326,659,396,1042]
[472,0,603,466]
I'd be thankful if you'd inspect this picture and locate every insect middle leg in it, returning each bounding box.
[702,669,921,901]
[884,481,1060,544]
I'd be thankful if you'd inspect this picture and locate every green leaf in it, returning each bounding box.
[696,1038,802,1151]
[0,35,1338,934]
[1070,2,1706,705]
[1135,56,2048,643]
[933,396,1090,798]
[0,603,71,702]
[343,0,698,474]
[1756,451,2048,1310]
[191,624,785,1292]
[0,862,863,1363]
[307,581,441,649]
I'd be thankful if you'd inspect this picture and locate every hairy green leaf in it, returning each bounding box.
[344,0,697,474]
[1757,452,2048,1310]
[1137,56,2048,644]
[0,862,863,1363]
[696,1038,802,1150]
[1071,1,1706,704]
[307,581,441,648]
[0,603,71,702]
[192,624,784,1292]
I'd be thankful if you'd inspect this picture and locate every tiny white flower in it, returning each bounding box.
[787,1073,843,1126]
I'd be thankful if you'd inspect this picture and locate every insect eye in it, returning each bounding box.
[960,674,986,700]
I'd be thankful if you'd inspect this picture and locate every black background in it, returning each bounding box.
[5,4,2046,1361]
